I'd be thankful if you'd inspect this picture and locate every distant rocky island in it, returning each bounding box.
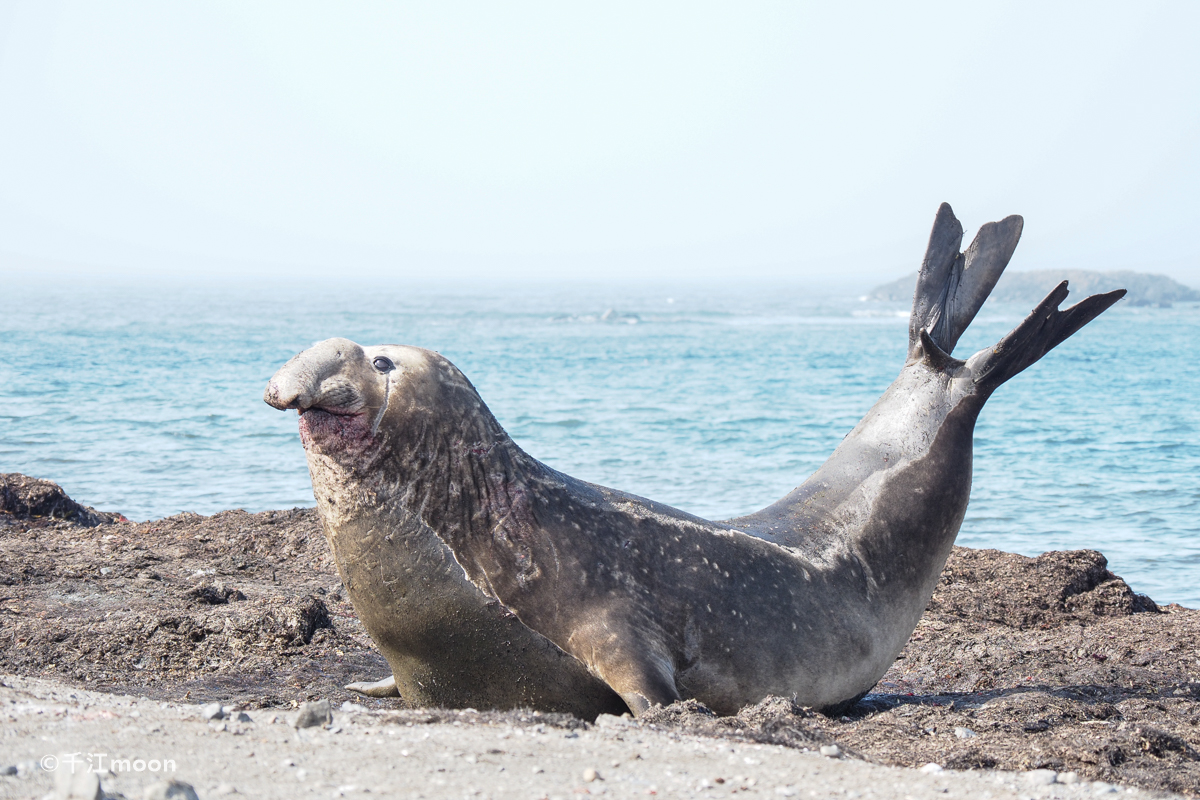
[867,269,1199,307]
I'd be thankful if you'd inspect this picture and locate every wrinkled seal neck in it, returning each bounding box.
[309,370,540,544]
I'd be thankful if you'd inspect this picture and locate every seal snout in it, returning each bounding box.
[264,375,315,411]
[263,337,373,414]
[264,338,387,454]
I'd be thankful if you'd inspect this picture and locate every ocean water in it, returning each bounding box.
[3,277,1197,607]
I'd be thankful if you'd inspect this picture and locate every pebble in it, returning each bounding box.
[0,765,16,776]
[339,701,367,714]
[594,713,636,729]
[235,711,253,723]
[1092,782,1118,794]
[52,765,101,800]
[1024,770,1058,786]
[919,763,944,774]
[582,768,600,782]
[214,782,237,795]
[954,726,977,739]
[201,702,225,721]
[1060,772,1080,785]
[142,779,200,800]
[774,786,797,797]
[293,699,333,729]
[819,745,842,758]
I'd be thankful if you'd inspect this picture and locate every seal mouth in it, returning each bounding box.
[298,405,360,418]
[297,405,373,452]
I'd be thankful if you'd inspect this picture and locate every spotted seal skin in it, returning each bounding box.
[265,203,1124,717]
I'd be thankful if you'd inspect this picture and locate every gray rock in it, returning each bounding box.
[53,764,101,800]
[235,711,253,723]
[293,699,333,729]
[201,702,225,720]
[0,764,15,776]
[142,780,200,800]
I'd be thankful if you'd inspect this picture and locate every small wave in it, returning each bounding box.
[549,309,642,325]
[539,419,587,429]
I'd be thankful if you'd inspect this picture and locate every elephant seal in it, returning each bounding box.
[265,203,1124,717]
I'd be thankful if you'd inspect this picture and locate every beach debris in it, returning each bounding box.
[188,582,245,605]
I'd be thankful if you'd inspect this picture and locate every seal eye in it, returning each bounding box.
[372,356,395,373]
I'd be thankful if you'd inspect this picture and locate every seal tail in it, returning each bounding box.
[907,202,1024,360]
[970,281,1126,394]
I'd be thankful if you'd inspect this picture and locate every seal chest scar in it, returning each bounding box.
[265,203,1125,719]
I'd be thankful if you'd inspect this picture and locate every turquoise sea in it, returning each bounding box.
[3,277,1198,607]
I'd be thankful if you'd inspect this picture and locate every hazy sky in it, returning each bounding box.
[1,2,1197,289]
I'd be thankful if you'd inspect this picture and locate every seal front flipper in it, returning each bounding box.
[345,675,401,698]
[568,623,679,716]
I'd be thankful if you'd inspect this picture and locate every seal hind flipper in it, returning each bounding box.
[916,328,964,373]
[969,281,1127,393]
[345,675,401,698]
[909,202,1024,360]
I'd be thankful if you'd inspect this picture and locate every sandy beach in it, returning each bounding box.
[1,673,1181,800]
